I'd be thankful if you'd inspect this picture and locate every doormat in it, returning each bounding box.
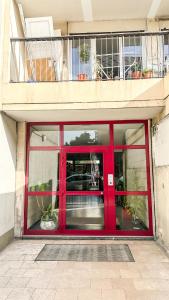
[35,244,134,262]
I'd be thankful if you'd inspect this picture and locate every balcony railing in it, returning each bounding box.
[10,31,169,83]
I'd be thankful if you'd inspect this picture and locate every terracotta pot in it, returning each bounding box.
[132,71,142,79]
[77,73,88,80]
[143,71,153,79]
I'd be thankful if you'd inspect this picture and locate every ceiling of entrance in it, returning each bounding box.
[16,0,169,22]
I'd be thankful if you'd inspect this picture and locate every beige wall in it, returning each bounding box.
[0,113,16,244]
[152,119,169,251]
[15,122,26,237]
[152,73,169,251]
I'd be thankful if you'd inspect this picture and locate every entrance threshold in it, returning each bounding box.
[21,235,154,241]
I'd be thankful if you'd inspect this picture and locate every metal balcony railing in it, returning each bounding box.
[10,31,169,83]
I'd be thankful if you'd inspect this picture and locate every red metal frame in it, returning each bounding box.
[24,120,153,236]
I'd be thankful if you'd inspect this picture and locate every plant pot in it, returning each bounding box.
[143,71,153,79]
[77,73,88,80]
[40,220,57,230]
[132,71,142,79]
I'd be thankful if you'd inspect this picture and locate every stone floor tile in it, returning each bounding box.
[77,288,102,300]
[4,268,27,277]
[125,290,169,300]
[91,278,112,289]
[0,277,10,288]
[6,288,34,300]
[134,279,169,291]
[54,289,78,300]
[27,277,50,289]
[120,268,141,278]
[32,288,56,300]
[111,278,135,291]
[0,288,12,300]
[6,277,31,289]
[48,277,90,289]
[102,288,126,300]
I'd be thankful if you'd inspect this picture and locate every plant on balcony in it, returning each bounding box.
[142,68,153,79]
[131,63,142,79]
[80,43,90,63]
[77,43,90,81]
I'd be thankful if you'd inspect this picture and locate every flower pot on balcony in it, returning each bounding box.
[143,70,153,79]
[77,73,88,80]
[132,71,142,79]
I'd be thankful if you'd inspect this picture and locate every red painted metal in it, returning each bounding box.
[24,119,153,237]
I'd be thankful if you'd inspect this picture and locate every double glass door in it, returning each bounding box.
[59,148,115,233]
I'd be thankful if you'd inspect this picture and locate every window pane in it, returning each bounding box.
[64,124,109,146]
[115,149,147,191]
[30,125,60,146]
[28,151,59,191]
[27,196,59,230]
[66,153,103,191]
[66,195,104,230]
[116,195,149,230]
[114,123,145,145]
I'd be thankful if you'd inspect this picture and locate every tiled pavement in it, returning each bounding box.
[0,239,169,299]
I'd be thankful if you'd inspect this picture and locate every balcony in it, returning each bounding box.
[10,31,169,83]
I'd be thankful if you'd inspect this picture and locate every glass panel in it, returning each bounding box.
[66,153,103,191]
[66,196,104,230]
[114,123,145,145]
[27,196,59,230]
[64,124,109,146]
[30,125,60,146]
[115,149,147,191]
[28,151,59,191]
[116,195,149,230]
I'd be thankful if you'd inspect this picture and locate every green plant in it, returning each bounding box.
[40,204,57,222]
[143,68,152,74]
[80,43,90,63]
[131,62,142,72]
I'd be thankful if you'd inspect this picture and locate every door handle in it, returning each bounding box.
[108,174,114,186]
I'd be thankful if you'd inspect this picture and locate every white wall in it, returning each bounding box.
[0,0,4,74]
[0,113,16,237]
[153,116,169,251]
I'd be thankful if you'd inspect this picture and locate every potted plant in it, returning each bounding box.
[77,43,90,80]
[80,43,90,63]
[131,63,142,79]
[40,203,58,230]
[143,68,153,79]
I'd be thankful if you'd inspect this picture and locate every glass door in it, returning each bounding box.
[63,150,107,231]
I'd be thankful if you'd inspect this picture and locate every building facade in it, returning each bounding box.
[0,0,169,251]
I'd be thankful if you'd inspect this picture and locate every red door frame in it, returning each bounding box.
[24,120,153,236]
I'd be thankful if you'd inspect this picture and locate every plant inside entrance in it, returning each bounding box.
[35,196,58,230]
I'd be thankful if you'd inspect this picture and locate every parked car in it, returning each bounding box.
[66,174,94,191]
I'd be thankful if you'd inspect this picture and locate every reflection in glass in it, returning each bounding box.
[66,196,104,230]
[66,153,103,191]
[30,125,60,146]
[114,123,145,145]
[28,151,59,191]
[27,196,59,230]
[64,124,109,146]
[115,149,147,191]
[116,196,149,230]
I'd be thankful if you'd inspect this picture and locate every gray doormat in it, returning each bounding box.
[35,244,134,262]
